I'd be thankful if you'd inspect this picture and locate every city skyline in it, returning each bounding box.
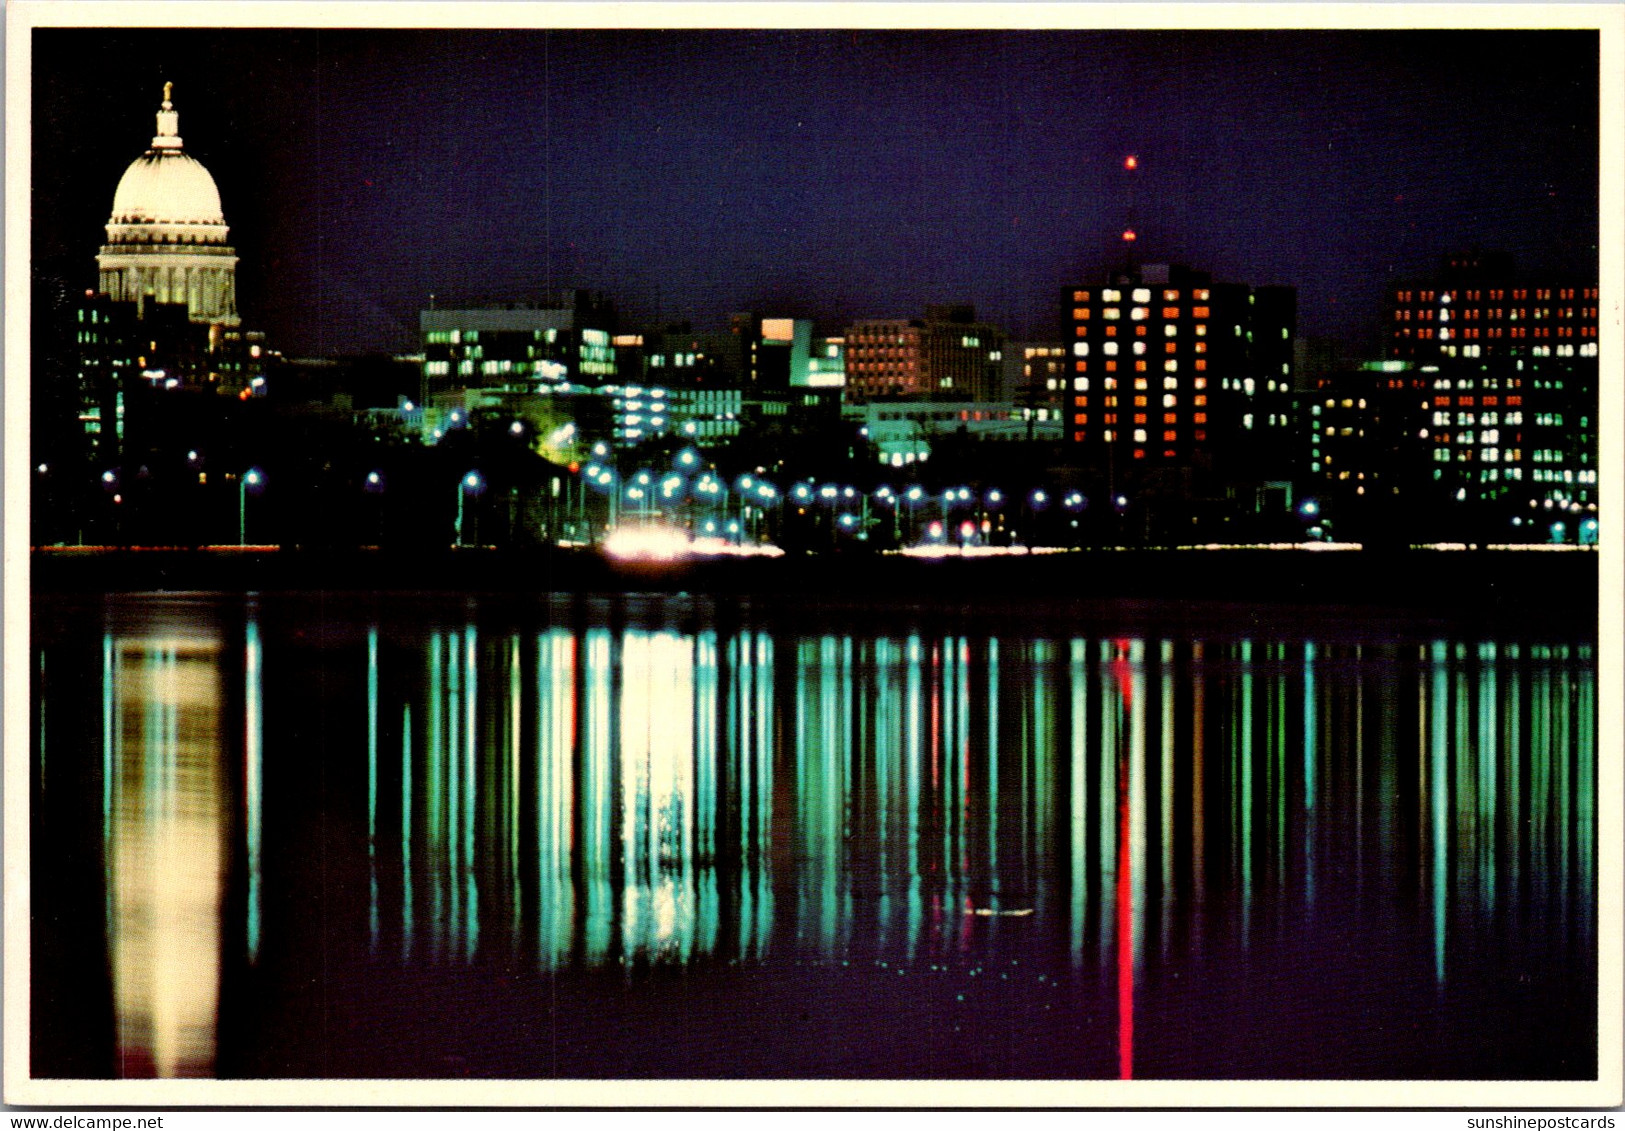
[31,26,1600,359]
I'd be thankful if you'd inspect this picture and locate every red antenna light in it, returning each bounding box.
[1122,230,1137,243]
[1124,155,1138,171]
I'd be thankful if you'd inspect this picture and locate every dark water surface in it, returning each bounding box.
[30,592,1597,1080]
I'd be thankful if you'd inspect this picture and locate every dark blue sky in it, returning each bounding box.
[33,27,1599,357]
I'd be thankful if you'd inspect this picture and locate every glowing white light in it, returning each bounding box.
[604,526,691,562]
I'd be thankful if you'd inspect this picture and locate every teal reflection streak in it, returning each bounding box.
[367,626,379,950]
[1069,639,1087,966]
[401,703,413,960]
[1429,641,1449,985]
[535,630,575,970]
[245,616,262,964]
[1303,641,1316,907]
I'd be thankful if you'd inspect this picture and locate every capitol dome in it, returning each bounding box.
[110,150,226,228]
[97,84,239,326]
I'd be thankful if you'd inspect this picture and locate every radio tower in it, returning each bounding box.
[1120,154,1140,280]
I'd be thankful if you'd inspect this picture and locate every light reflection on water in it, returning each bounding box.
[34,595,1597,1079]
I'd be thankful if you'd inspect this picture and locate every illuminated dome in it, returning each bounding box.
[97,84,238,325]
[110,150,226,228]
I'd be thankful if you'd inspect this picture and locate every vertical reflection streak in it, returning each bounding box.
[1070,639,1087,965]
[510,634,522,941]
[1160,640,1174,957]
[464,625,478,959]
[1191,642,1205,919]
[245,617,262,965]
[427,634,443,958]
[402,702,414,959]
[1430,641,1449,986]
[1304,642,1316,907]
[367,626,379,950]
[1240,640,1253,940]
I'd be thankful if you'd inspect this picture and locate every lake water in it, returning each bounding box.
[29,591,1597,1080]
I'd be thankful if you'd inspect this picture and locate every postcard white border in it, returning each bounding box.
[5,1,1621,1110]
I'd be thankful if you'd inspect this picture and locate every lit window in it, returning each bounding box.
[1131,307,1148,321]
[1162,394,1177,407]
[1134,429,1147,443]
[1102,289,1121,302]
[1164,360,1178,373]
[1164,324,1178,337]
[1132,288,1151,303]
[1074,342,1089,357]
[1103,308,1121,321]
[1132,341,1145,355]
[1104,341,1119,356]
[1074,377,1089,392]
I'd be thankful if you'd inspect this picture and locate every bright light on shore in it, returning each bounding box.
[604,526,691,562]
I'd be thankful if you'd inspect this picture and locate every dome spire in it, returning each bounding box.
[153,82,181,150]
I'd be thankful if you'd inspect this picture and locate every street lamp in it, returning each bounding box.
[455,470,485,547]
[239,467,265,546]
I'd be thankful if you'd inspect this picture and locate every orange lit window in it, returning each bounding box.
[1194,341,1207,353]
[1074,413,1088,424]
[1193,430,1207,442]
[1193,306,1211,319]
[1135,361,1147,372]
[1074,396,1088,408]
[1105,361,1117,372]
[1076,326,1088,337]
[1164,342,1177,354]
[1104,413,1118,424]
[1482,396,1498,406]
[1434,396,1451,407]
[1193,412,1207,424]
[1133,413,1147,424]
[1075,308,1090,320]
[1134,396,1148,407]
[1194,359,1207,371]
[1194,395,1207,406]
[1133,449,1145,460]
[1163,290,1180,301]
[1506,396,1522,406]
[1073,431,1086,441]
[1105,326,1118,338]
[1135,325,1148,337]
[1073,290,1089,302]
[1162,413,1177,424]
[1162,307,1181,319]
[1163,431,1177,442]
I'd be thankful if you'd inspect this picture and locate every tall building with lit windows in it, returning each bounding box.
[1064,264,1295,481]
[419,291,618,402]
[843,305,1006,401]
[1384,254,1599,540]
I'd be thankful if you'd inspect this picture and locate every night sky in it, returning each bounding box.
[31,27,1599,358]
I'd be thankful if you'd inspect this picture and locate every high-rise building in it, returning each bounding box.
[419,291,619,402]
[96,85,238,327]
[1384,254,1598,539]
[843,305,1006,401]
[1063,264,1296,480]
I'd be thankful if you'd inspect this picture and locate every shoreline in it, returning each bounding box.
[28,545,1601,633]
